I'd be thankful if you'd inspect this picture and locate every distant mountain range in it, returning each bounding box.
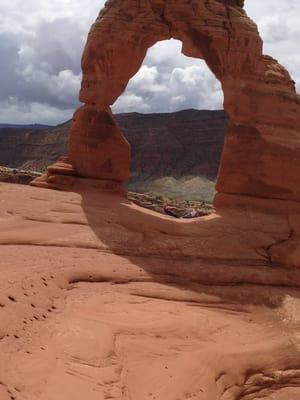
[0,109,228,200]
[0,123,53,130]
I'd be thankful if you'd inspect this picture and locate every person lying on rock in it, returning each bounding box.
[163,204,181,218]
[181,208,198,219]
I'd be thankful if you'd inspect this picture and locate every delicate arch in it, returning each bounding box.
[42,0,300,203]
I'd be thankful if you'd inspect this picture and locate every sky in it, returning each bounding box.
[0,0,299,124]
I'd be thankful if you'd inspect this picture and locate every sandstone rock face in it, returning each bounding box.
[39,0,300,205]
[70,105,130,182]
[29,0,300,270]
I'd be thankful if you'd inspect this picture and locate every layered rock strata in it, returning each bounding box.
[0,110,228,200]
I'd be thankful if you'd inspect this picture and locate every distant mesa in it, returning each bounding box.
[0,123,53,130]
[0,109,228,201]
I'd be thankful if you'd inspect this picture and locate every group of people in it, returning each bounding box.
[163,204,199,219]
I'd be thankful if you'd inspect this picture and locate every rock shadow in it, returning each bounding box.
[74,184,300,310]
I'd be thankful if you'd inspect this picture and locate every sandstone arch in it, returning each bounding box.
[37,0,300,204]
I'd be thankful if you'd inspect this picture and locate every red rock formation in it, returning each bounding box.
[7,3,300,397]
[29,0,300,269]
[32,0,300,205]
[69,105,130,182]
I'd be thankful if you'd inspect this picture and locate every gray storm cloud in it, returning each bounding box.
[0,0,299,124]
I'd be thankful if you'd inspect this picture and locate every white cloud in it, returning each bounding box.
[114,93,152,113]
[0,98,74,125]
[0,0,298,124]
[0,0,103,124]
[113,41,224,114]
[245,0,300,88]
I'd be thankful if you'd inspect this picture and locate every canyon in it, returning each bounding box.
[0,109,227,200]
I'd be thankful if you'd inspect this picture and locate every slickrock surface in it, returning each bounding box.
[1,182,300,399]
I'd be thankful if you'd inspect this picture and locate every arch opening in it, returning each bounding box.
[112,39,226,202]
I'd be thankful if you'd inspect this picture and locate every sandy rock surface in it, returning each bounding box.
[0,182,299,400]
